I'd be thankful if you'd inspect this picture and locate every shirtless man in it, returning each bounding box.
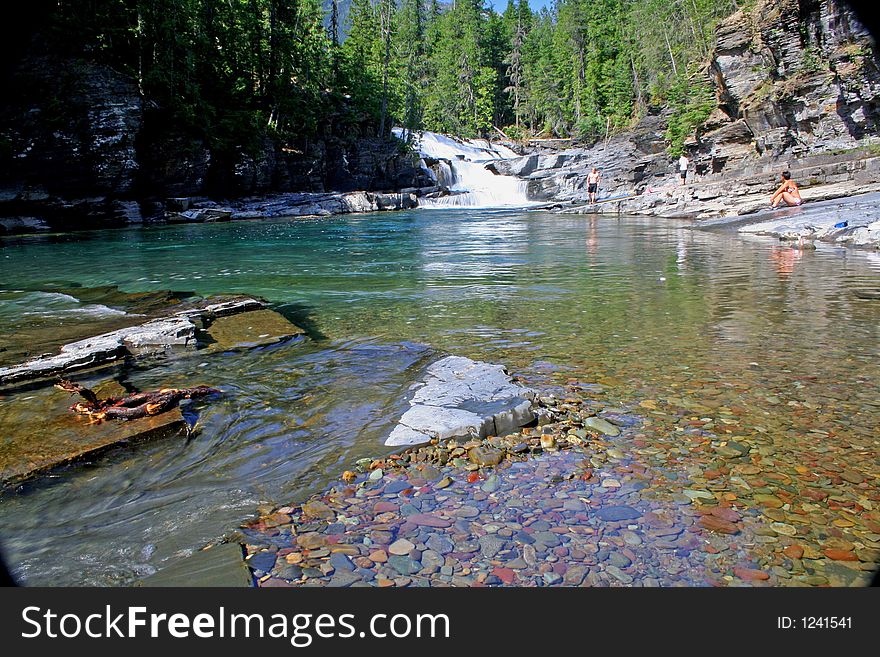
[770,171,803,208]
[587,167,600,203]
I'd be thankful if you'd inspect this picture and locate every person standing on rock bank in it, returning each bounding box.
[678,154,689,185]
[770,171,803,208]
[587,167,601,203]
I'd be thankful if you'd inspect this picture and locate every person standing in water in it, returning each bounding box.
[770,170,803,208]
[587,167,600,203]
[678,154,689,185]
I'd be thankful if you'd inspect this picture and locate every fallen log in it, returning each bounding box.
[56,379,219,421]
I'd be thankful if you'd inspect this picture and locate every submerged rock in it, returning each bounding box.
[201,309,304,353]
[139,543,252,587]
[583,416,621,437]
[384,356,536,447]
[0,389,187,487]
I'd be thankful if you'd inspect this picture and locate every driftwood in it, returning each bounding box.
[56,380,219,420]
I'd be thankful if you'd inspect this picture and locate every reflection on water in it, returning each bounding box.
[0,209,878,585]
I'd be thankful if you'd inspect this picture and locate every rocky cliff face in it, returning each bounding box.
[702,0,880,166]
[0,57,144,230]
[0,56,431,234]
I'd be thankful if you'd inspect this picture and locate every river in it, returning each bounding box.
[1,208,878,585]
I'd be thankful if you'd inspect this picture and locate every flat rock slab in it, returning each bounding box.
[0,297,300,387]
[201,309,304,353]
[138,543,252,587]
[0,381,186,486]
[385,356,535,447]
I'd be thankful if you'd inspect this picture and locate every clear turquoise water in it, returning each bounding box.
[1,209,878,585]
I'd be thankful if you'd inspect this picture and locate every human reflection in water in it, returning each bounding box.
[770,244,803,278]
[677,234,687,272]
[586,216,599,259]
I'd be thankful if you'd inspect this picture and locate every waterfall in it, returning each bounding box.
[395,129,532,208]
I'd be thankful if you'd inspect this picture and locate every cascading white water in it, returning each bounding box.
[395,129,532,208]
[435,160,456,188]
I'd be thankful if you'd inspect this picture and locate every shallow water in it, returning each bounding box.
[1,209,878,585]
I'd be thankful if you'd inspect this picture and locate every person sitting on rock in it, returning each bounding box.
[587,168,601,203]
[770,171,803,208]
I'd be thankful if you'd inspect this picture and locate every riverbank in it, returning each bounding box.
[538,153,880,229]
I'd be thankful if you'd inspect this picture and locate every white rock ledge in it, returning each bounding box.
[385,356,536,447]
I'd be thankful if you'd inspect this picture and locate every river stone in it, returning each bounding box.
[583,416,621,437]
[384,480,411,494]
[296,532,326,550]
[543,572,563,585]
[329,572,364,587]
[385,356,536,446]
[533,531,560,548]
[421,550,444,573]
[389,539,415,555]
[514,531,535,545]
[608,552,632,568]
[426,534,454,555]
[478,535,507,558]
[408,513,452,528]
[595,506,642,522]
[329,552,354,572]
[388,555,422,575]
[481,473,501,492]
[605,565,633,584]
[301,500,334,520]
[469,446,504,466]
[247,551,277,573]
[683,489,715,500]
[276,563,304,580]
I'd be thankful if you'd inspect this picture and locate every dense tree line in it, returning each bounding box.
[348,0,736,153]
[28,0,738,156]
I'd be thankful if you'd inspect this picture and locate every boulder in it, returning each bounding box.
[385,356,536,447]
[166,208,232,223]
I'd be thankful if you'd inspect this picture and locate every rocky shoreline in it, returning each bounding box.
[240,379,879,588]
[698,191,880,248]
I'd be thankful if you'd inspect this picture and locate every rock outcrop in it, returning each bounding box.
[732,190,880,247]
[0,58,144,232]
[385,356,536,447]
[220,189,421,220]
[702,0,880,163]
